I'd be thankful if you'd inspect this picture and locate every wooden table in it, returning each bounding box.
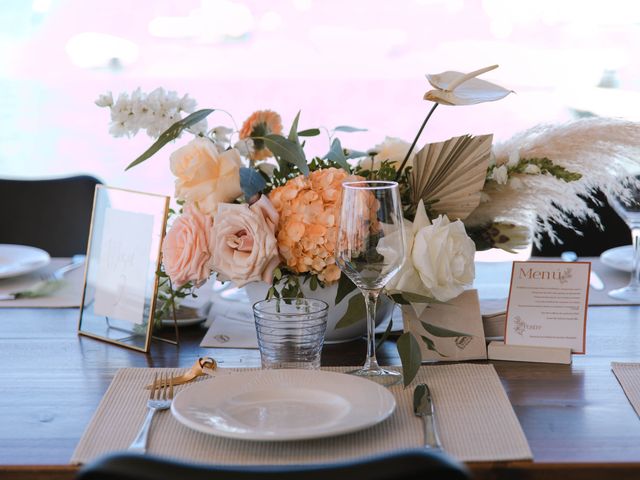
[2,305,640,480]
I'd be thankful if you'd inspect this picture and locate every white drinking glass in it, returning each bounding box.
[609,185,640,301]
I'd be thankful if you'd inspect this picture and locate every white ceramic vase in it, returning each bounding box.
[244,281,393,343]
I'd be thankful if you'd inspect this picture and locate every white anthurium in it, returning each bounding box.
[424,64,513,106]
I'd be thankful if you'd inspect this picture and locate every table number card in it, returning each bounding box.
[504,261,589,353]
[93,208,154,325]
[78,186,169,353]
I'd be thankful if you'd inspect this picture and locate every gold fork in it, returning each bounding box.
[128,373,174,454]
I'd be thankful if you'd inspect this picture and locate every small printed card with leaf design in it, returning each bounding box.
[402,289,487,363]
[504,261,589,353]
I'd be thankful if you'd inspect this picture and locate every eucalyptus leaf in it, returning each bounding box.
[420,335,447,357]
[261,134,308,176]
[346,149,369,159]
[239,167,266,199]
[420,321,471,338]
[335,274,357,304]
[334,125,368,133]
[323,138,351,171]
[390,294,410,305]
[335,294,366,329]
[375,319,394,351]
[397,332,422,387]
[178,108,216,129]
[288,111,301,144]
[125,108,215,170]
[399,292,436,304]
[298,128,321,137]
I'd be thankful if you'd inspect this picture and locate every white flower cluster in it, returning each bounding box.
[488,148,543,190]
[95,88,206,138]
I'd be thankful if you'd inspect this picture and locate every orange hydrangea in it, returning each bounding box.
[268,167,363,284]
[239,110,283,161]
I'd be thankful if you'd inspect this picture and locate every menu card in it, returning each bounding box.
[504,261,589,353]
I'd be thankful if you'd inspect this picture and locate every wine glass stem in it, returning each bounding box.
[632,227,640,288]
[362,289,381,370]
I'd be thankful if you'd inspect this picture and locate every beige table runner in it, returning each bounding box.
[71,364,532,465]
[0,258,85,308]
[612,362,640,416]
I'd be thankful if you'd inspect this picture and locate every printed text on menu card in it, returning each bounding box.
[504,261,589,353]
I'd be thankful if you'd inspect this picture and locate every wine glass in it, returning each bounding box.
[609,183,640,301]
[335,180,406,386]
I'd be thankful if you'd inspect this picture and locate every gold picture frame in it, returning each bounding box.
[78,185,169,352]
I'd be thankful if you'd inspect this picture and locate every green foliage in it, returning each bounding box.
[335,273,357,304]
[333,125,368,133]
[420,321,470,338]
[335,294,366,329]
[125,109,215,170]
[487,156,582,183]
[239,166,267,199]
[298,128,321,137]
[323,138,351,172]
[397,332,422,387]
[259,134,309,176]
[375,319,394,350]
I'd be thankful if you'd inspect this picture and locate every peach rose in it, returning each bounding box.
[170,137,242,216]
[161,203,214,288]
[210,196,281,287]
[268,168,363,284]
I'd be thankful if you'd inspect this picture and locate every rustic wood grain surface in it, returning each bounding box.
[1,305,640,480]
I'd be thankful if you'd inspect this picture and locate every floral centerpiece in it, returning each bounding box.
[97,65,640,384]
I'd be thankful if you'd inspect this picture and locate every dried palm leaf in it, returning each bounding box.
[410,134,492,220]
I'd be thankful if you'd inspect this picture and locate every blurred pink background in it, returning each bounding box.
[1,0,639,197]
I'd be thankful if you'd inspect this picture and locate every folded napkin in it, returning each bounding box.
[0,258,85,308]
[200,286,258,348]
[612,362,640,416]
[71,364,532,465]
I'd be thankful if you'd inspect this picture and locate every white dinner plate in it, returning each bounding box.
[171,369,396,441]
[0,244,50,279]
[160,302,211,327]
[600,245,634,272]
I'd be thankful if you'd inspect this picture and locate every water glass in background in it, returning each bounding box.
[252,298,329,369]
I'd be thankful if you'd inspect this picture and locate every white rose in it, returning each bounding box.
[360,136,411,171]
[411,214,475,302]
[170,138,242,216]
[382,200,475,314]
[491,164,509,184]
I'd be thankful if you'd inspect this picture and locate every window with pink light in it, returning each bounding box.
[0,0,638,198]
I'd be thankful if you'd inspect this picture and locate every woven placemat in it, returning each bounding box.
[612,362,640,416]
[71,364,532,465]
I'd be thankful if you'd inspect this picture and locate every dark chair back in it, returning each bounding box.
[76,449,471,480]
[531,190,630,257]
[0,175,101,257]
